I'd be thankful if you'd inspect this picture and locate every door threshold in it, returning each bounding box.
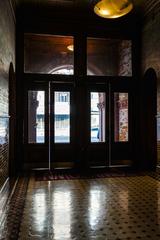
[109,165,131,168]
[32,168,50,171]
[90,166,108,169]
[53,167,74,170]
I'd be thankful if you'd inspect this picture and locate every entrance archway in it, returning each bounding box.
[9,62,16,177]
[142,68,157,169]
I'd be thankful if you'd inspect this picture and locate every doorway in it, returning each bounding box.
[24,80,132,169]
[142,68,157,169]
[50,83,109,168]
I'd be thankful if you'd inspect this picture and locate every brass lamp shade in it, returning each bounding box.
[94,0,133,19]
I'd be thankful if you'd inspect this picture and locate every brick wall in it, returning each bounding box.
[0,0,15,191]
[141,6,160,165]
[142,4,160,110]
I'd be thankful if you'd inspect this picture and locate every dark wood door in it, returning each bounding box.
[24,82,49,169]
[23,80,133,169]
[110,80,133,167]
[50,82,109,168]
[85,84,109,167]
[50,83,75,168]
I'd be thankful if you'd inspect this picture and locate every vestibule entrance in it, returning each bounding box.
[22,34,133,170]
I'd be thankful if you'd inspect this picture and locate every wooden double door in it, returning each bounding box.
[24,80,132,169]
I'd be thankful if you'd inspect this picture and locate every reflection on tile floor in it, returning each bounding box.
[18,175,160,240]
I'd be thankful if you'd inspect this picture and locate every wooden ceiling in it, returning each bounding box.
[16,0,144,10]
[15,0,158,14]
[13,0,160,28]
[13,0,160,21]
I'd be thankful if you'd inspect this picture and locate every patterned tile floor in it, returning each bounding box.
[1,173,160,239]
[0,177,29,240]
[17,174,160,240]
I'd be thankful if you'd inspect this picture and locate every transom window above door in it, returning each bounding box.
[24,33,132,78]
[24,34,74,75]
[87,37,132,76]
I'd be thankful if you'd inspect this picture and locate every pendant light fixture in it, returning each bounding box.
[94,0,133,19]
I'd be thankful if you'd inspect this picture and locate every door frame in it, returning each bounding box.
[23,75,133,169]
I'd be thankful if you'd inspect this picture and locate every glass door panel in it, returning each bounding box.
[54,91,70,143]
[90,92,106,143]
[28,90,45,144]
[114,93,129,142]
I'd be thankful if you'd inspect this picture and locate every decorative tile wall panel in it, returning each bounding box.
[0,0,15,191]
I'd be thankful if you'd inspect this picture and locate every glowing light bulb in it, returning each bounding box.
[67,44,74,51]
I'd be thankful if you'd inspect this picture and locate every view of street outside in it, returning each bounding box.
[35,91,103,143]
[91,92,102,142]
[35,91,70,143]
[36,91,45,143]
[54,92,70,143]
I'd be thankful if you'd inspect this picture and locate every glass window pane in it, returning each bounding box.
[114,93,128,142]
[54,92,70,143]
[28,91,45,143]
[0,117,9,145]
[90,92,106,143]
[24,34,74,75]
[87,38,132,76]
